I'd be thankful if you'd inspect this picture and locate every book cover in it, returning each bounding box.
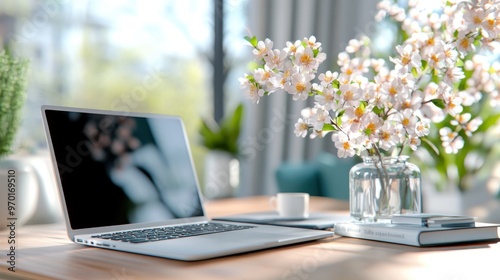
[334,222,500,246]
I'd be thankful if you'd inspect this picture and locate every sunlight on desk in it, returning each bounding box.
[1,196,499,280]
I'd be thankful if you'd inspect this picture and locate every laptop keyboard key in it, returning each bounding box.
[129,238,151,243]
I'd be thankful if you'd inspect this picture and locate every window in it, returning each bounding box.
[0,0,249,184]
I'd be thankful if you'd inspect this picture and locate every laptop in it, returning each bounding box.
[41,105,333,261]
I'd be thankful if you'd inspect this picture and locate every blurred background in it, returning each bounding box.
[1,0,244,181]
[0,0,376,194]
[1,0,499,224]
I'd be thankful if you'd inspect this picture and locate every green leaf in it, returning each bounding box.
[199,103,244,156]
[411,67,419,78]
[421,137,440,156]
[244,36,258,48]
[322,123,336,131]
[430,99,446,109]
[359,101,366,110]
[417,137,451,191]
[477,112,500,133]
[430,75,439,84]
[421,60,428,70]
[313,49,319,57]
[248,61,260,71]
[199,119,220,148]
[220,104,244,155]
[372,106,384,116]
[458,68,473,91]
[473,33,483,47]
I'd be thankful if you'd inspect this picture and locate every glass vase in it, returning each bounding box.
[349,156,421,223]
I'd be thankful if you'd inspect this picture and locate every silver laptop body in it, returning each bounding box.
[41,105,333,261]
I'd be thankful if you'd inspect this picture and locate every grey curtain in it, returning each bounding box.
[238,0,379,196]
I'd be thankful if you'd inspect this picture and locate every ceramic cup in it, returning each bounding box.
[269,192,309,219]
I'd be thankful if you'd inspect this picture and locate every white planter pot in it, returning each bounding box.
[0,154,63,230]
[0,158,39,230]
[22,153,63,224]
[203,151,239,199]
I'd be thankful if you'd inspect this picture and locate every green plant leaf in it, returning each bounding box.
[244,36,258,48]
[322,123,336,131]
[372,106,384,116]
[0,51,29,158]
[458,68,473,91]
[478,112,500,132]
[421,59,428,70]
[313,49,319,57]
[220,104,244,155]
[199,103,244,156]
[421,137,440,156]
[430,99,446,109]
[411,67,419,78]
[199,119,220,149]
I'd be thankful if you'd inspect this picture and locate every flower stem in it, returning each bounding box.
[372,145,391,219]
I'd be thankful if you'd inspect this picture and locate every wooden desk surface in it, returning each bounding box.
[1,196,498,280]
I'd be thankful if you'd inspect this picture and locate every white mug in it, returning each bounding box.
[269,193,309,219]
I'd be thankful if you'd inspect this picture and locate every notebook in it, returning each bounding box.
[214,211,350,229]
[41,105,333,261]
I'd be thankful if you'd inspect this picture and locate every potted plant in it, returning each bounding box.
[199,103,244,199]
[0,50,38,228]
[0,50,28,158]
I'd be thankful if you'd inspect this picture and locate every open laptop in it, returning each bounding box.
[41,105,333,261]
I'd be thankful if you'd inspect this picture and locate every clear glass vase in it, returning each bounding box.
[349,156,421,223]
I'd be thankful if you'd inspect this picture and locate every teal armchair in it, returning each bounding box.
[275,153,359,201]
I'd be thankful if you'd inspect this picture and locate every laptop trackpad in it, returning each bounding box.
[195,230,288,245]
[149,230,293,253]
[124,230,293,260]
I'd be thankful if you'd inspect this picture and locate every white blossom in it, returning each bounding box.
[239,77,264,103]
[239,0,500,159]
[284,40,301,55]
[332,133,357,158]
[264,49,287,70]
[440,127,464,154]
[390,44,422,73]
[294,118,309,138]
[310,107,330,131]
[339,83,361,108]
[378,122,402,151]
[285,73,314,101]
[253,38,273,59]
[444,66,465,84]
[314,86,338,111]
[318,71,338,87]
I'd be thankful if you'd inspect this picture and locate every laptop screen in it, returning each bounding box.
[43,108,204,230]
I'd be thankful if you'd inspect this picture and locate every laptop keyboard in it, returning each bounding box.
[91,222,256,244]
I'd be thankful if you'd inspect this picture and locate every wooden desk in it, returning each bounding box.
[0,196,498,280]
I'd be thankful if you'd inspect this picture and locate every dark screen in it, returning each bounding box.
[44,109,204,230]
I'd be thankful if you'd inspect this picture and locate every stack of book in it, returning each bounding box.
[334,214,500,246]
